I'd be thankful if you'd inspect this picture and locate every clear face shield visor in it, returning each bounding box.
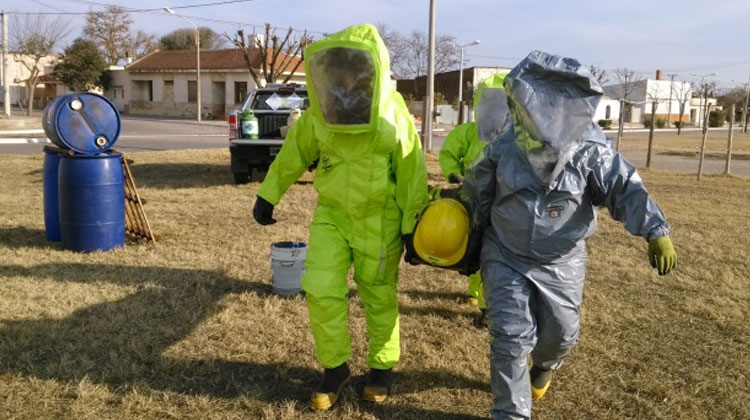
[475,87,511,142]
[309,47,376,126]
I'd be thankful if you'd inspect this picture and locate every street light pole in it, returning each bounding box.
[422,0,436,151]
[164,8,201,122]
[666,73,677,128]
[457,40,479,106]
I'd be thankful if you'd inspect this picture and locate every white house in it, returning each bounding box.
[603,73,692,126]
[593,96,621,123]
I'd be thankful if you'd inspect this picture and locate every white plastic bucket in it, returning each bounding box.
[270,241,307,296]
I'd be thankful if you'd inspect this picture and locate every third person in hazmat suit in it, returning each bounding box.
[461,50,676,420]
[439,73,511,322]
[252,24,428,410]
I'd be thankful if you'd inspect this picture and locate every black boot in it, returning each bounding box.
[473,309,488,329]
[362,368,394,403]
[530,365,552,400]
[310,363,351,410]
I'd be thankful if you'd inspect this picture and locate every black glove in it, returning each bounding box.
[448,173,464,184]
[402,234,420,266]
[253,196,277,225]
[460,228,482,276]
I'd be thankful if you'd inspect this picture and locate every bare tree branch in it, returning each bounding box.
[588,65,609,86]
[613,67,645,101]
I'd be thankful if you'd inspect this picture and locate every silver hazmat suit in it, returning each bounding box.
[462,50,671,420]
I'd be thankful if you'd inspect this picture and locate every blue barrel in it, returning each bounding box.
[58,152,125,252]
[43,93,120,154]
[43,147,62,242]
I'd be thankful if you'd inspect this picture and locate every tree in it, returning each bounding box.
[673,81,691,135]
[54,38,108,91]
[226,24,312,86]
[613,67,644,101]
[374,22,406,78]
[83,6,157,65]
[160,27,227,51]
[10,14,70,116]
[588,65,609,86]
[397,31,460,80]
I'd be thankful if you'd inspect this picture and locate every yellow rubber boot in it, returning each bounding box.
[530,365,552,400]
[310,363,351,410]
[362,368,393,403]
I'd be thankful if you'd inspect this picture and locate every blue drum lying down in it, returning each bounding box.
[43,92,121,154]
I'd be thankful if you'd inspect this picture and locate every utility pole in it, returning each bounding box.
[697,102,712,181]
[666,73,677,129]
[421,0,436,151]
[2,11,9,117]
[743,72,749,133]
[646,100,657,168]
[725,103,735,175]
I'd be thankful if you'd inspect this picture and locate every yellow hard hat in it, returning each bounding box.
[414,198,470,267]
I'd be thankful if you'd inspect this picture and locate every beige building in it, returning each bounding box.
[0,53,58,110]
[121,48,305,119]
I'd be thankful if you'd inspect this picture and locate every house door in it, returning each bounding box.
[211,81,226,120]
[623,103,633,122]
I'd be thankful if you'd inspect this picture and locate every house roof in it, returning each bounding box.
[127,48,304,74]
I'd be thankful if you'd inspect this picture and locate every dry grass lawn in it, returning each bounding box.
[617,129,750,160]
[0,149,748,419]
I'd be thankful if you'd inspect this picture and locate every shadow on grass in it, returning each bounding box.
[129,162,232,189]
[0,226,56,249]
[0,262,486,419]
[401,289,468,302]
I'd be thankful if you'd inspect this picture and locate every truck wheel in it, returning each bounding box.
[233,171,250,184]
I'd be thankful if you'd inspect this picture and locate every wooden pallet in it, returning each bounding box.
[121,155,156,243]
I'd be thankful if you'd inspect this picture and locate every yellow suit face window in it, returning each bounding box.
[309,47,376,125]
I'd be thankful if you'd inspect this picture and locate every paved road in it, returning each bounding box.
[3,120,748,178]
[0,116,227,155]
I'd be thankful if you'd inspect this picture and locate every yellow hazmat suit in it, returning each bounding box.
[256,24,429,371]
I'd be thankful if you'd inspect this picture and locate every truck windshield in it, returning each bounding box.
[252,91,310,110]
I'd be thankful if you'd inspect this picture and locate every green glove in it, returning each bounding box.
[648,236,676,275]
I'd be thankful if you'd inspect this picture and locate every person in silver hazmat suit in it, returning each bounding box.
[462,50,676,420]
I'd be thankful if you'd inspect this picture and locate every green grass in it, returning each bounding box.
[0,149,748,419]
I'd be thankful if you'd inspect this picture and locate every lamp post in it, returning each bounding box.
[456,40,480,107]
[164,8,201,122]
[691,72,718,128]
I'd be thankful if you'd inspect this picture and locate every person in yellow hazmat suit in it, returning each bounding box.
[439,73,511,323]
[252,24,429,410]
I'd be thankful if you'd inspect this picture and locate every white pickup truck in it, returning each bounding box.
[228,83,309,184]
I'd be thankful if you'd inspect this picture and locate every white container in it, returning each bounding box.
[270,241,307,296]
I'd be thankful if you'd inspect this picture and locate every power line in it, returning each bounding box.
[8,0,257,14]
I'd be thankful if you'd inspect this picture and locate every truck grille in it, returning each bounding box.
[258,114,287,138]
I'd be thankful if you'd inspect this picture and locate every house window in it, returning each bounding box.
[605,105,611,119]
[131,80,153,102]
[235,81,248,104]
[188,80,197,103]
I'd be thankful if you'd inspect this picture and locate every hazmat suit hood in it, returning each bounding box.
[473,73,511,142]
[504,50,603,185]
[304,24,391,133]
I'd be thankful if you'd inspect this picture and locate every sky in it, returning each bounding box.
[7,0,750,90]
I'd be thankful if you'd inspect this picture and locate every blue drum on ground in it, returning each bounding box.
[58,152,125,252]
[43,147,62,242]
